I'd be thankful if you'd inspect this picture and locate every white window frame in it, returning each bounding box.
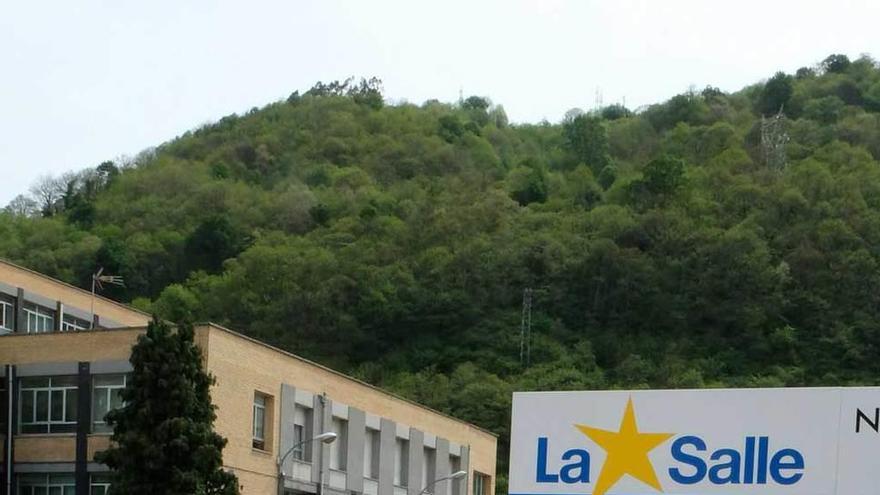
[17,472,76,495]
[473,472,488,495]
[329,416,348,471]
[92,374,127,433]
[61,315,90,332]
[253,393,267,450]
[364,427,380,479]
[19,376,78,434]
[23,304,54,333]
[394,437,409,487]
[0,297,13,331]
[90,473,112,495]
[293,404,313,462]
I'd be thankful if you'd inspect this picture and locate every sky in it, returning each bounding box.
[1,0,879,206]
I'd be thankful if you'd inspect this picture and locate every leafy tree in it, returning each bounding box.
[756,71,793,115]
[562,115,611,173]
[95,318,239,495]
[821,53,851,74]
[183,216,247,274]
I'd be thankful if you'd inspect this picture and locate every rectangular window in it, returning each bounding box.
[422,447,436,489]
[19,376,78,434]
[90,474,112,495]
[23,303,54,333]
[92,374,126,433]
[449,455,461,495]
[473,472,489,495]
[329,417,347,471]
[18,473,75,495]
[61,314,91,332]
[0,294,14,332]
[364,427,380,479]
[293,404,313,462]
[253,393,267,450]
[394,438,409,487]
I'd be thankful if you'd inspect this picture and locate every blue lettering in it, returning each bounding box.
[770,449,804,485]
[669,436,707,484]
[559,449,591,483]
[708,448,741,484]
[536,437,559,483]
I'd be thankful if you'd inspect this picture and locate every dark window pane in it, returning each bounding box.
[50,390,64,422]
[65,389,77,422]
[36,390,49,422]
[21,390,35,423]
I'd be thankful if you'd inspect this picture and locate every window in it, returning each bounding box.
[394,438,409,487]
[24,303,54,333]
[19,376,78,434]
[253,393,267,450]
[364,428,380,479]
[61,314,91,332]
[473,472,489,495]
[329,417,347,471]
[293,404,313,461]
[0,294,14,332]
[92,374,126,433]
[449,455,461,495]
[422,447,436,489]
[18,473,75,495]
[90,474,112,495]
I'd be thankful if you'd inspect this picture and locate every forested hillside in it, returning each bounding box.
[5,55,880,489]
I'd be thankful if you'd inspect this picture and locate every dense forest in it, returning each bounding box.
[5,54,880,490]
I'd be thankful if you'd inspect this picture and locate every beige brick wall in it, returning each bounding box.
[202,325,497,495]
[0,324,497,495]
[0,260,150,327]
[15,436,76,462]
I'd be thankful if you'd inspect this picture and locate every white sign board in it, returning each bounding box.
[509,388,880,495]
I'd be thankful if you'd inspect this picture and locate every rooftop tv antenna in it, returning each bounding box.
[761,106,790,171]
[520,288,533,367]
[90,267,124,327]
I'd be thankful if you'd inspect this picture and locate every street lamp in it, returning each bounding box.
[277,432,338,495]
[419,470,467,495]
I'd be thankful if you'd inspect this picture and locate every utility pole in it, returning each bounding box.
[520,288,533,367]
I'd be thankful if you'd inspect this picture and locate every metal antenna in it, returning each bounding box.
[520,288,533,367]
[761,106,789,171]
[90,267,124,327]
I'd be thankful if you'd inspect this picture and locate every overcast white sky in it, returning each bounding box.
[1,0,878,206]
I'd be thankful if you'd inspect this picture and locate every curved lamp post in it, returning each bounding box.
[277,432,338,495]
[419,470,467,495]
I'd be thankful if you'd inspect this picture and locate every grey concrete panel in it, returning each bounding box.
[15,462,75,473]
[378,418,395,495]
[407,428,424,495]
[280,384,297,478]
[55,302,63,332]
[89,360,132,374]
[63,305,93,322]
[22,291,57,310]
[0,282,16,297]
[459,446,470,495]
[86,462,110,472]
[310,394,333,485]
[346,407,366,492]
[17,361,79,377]
[434,438,450,495]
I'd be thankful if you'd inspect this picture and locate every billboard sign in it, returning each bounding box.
[509,388,880,495]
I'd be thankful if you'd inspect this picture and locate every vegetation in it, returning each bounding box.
[95,318,239,495]
[5,54,880,489]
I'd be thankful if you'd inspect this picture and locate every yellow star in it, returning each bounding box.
[574,398,673,495]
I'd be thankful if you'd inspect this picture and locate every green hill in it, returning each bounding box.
[5,55,880,488]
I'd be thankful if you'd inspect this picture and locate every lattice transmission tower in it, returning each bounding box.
[520,288,533,368]
[761,107,790,171]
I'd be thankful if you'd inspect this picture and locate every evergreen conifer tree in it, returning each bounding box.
[95,318,239,495]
